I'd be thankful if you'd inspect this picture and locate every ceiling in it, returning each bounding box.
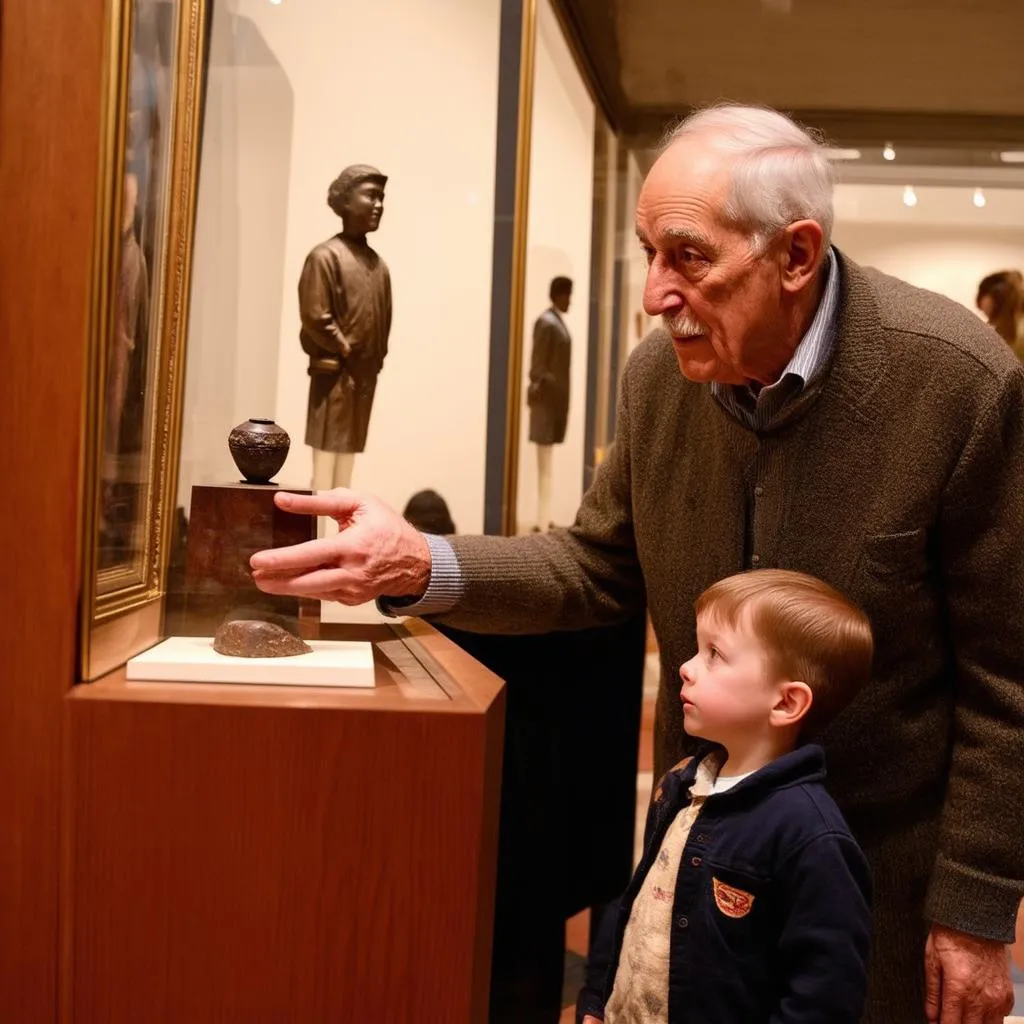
[553,0,1024,147]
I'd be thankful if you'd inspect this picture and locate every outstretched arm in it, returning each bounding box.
[251,351,646,635]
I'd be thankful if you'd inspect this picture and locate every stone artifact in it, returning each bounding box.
[299,164,392,491]
[212,618,313,658]
[228,418,291,484]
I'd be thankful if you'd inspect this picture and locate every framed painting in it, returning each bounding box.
[80,0,208,679]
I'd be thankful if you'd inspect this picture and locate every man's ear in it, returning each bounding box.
[778,220,824,294]
[770,680,813,728]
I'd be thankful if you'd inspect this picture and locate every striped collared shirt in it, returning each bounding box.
[711,247,840,431]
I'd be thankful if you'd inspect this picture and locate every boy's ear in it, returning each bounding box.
[770,680,813,728]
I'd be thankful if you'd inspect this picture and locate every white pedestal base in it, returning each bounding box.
[127,636,375,688]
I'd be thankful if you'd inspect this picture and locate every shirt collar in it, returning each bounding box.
[710,245,840,407]
[777,245,840,391]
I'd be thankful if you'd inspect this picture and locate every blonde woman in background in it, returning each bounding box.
[977,270,1024,360]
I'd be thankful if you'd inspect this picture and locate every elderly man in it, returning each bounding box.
[252,105,1024,1024]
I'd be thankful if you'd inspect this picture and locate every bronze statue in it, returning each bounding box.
[298,164,392,490]
[526,276,572,530]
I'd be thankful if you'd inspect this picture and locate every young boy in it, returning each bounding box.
[579,569,874,1024]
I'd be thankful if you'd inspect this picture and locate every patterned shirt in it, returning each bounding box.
[604,753,723,1024]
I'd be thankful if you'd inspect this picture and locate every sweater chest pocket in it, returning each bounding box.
[700,863,772,965]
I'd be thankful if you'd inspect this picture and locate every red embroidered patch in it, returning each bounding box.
[712,877,755,919]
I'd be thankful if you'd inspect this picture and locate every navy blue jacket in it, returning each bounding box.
[578,744,871,1024]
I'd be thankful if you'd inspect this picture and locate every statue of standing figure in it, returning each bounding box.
[298,164,392,491]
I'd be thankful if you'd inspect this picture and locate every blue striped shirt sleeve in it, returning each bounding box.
[376,533,464,618]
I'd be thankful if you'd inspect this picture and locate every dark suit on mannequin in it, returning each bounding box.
[527,277,572,530]
[528,307,571,445]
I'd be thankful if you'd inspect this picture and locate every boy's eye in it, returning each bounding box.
[708,646,720,661]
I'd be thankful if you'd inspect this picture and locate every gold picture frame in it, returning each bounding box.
[80,0,208,679]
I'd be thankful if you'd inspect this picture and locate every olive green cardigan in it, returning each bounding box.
[437,253,1024,1018]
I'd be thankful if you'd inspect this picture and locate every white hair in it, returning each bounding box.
[662,104,834,258]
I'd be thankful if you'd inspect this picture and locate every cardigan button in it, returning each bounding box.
[751,554,761,565]
[695,833,708,843]
[691,856,702,867]
[754,485,764,497]
[677,916,689,929]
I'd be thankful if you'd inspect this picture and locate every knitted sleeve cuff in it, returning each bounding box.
[925,852,1024,943]
[376,534,464,619]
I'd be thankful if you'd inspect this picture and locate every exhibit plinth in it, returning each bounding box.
[181,483,320,638]
[62,620,505,1024]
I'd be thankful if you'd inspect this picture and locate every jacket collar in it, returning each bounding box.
[672,742,827,800]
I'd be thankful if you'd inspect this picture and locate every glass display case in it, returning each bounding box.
[79,0,647,678]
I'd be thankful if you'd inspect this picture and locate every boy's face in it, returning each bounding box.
[678,611,783,745]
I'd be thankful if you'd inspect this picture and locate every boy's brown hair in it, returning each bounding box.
[694,569,874,734]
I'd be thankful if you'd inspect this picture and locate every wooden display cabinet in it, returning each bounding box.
[62,620,505,1023]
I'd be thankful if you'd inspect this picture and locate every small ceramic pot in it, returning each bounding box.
[227,418,290,484]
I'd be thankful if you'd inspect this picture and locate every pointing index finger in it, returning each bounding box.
[274,488,361,518]
[250,536,345,573]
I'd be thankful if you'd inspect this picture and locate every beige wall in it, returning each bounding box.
[516,0,596,531]
[833,184,1024,314]
[180,0,501,534]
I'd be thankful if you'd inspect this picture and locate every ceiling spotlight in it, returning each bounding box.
[903,185,918,208]
[973,188,986,208]
[999,151,1024,164]
[883,143,896,162]
[824,148,862,161]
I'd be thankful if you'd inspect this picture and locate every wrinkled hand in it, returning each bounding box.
[924,924,1013,1024]
[249,489,431,605]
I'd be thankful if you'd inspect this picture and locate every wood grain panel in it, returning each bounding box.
[63,628,504,1023]
[0,0,107,1018]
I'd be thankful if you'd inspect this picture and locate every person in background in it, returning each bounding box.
[977,269,1024,360]
[401,489,456,536]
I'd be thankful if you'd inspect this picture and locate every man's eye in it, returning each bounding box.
[641,246,655,264]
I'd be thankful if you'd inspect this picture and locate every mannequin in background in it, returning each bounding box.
[527,276,572,531]
[977,270,1024,362]
[299,164,392,490]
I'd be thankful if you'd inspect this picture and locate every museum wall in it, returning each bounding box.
[515,0,596,532]
[832,184,1024,315]
[179,0,501,533]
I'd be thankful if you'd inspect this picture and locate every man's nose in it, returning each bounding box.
[643,259,682,317]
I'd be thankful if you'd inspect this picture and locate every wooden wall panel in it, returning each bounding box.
[0,0,107,1019]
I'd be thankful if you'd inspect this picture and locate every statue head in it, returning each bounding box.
[550,276,573,314]
[327,164,387,238]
